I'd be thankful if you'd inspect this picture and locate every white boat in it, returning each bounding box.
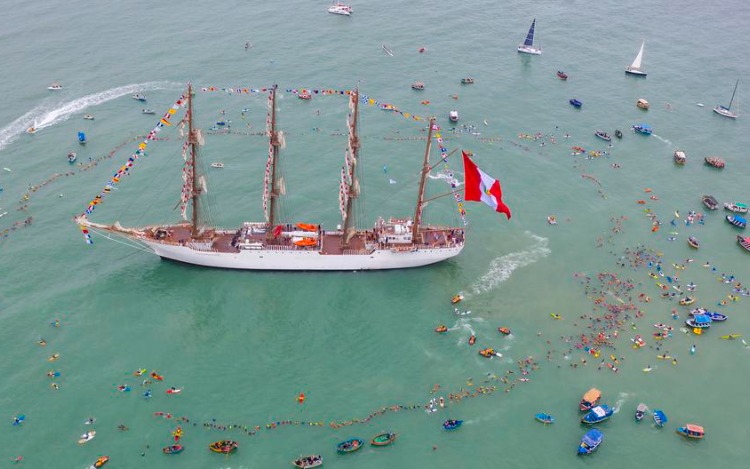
[48,82,63,91]
[68,152,77,164]
[517,19,542,55]
[448,110,459,123]
[142,109,155,114]
[327,2,352,16]
[625,41,647,77]
[210,162,225,168]
[132,94,147,102]
[83,114,95,120]
[76,85,466,271]
[636,98,650,110]
[713,79,739,119]
[673,150,686,165]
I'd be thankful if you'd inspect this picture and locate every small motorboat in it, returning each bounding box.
[636,98,650,110]
[632,124,652,135]
[293,454,323,468]
[68,152,77,164]
[461,77,475,84]
[738,235,750,252]
[569,98,582,108]
[132,94,147,102]
[479,347,500,358]
[673,150,687,165]
[726,215,747,229]
[83,114,95,120]
[298,91,312,100]
[653,409,668,427]
[451,294,463,304]
[210,162,225,168]
[702,194,719,210]
[442,419,462,431]
[497,326,511,335]
[679,296,696,306]
[578,429,603,455]
[328,2,352,15]
[162,445,184,454]
[78,131,87,144]
[687,236,699,249]
[685,314,711,329]
[635,403,647,422]
[142,109,155,114]
[336,438,363,453]
[448,110,459,123]
[78,430,96,444]
[411,81,425,90]
[92,456,109,468]
[209,440,238,453]
[724,202,748,213]
[581,404,613,424]
[370,432,397,446]
[26,126,37,134]
[468,334,476,345]
[677,424,705,439]
[614,129,623,139]
[594,130,611,141]
[704,156,725,168]
[48,82,63,91]
[557,71,568,80]
[580,388,601,412]
[535,413,555,424]
[547,216,557,225]
[704,311,727,321]
[435,324,448,333]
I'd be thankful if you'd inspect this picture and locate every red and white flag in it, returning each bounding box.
[462,151,511,219]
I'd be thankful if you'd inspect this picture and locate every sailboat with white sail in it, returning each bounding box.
[713,79,739,119]
[76,84,466,271]
[517,19,541,55]
[625,41,647,77]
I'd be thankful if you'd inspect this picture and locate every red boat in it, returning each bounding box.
[557,71,568,80]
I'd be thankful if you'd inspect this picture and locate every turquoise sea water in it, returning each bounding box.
[1,0,750,467]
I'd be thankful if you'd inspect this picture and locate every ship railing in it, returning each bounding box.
[342,249,374,255]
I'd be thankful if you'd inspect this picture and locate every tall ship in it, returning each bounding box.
[76,84,466,270]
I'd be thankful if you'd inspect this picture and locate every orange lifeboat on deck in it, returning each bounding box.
[296,223,318,232]
[294,238,317,247]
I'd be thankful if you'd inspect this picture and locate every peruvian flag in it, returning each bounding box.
[462,151,511,219]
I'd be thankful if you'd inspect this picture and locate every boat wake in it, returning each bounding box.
[612,392,629,413]
[471,232,550,294]
[651,134,671,145]
[0,81,181,151]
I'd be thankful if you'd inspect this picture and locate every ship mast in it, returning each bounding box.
[341,89,360,246]
[188,83,201,238]
[412,117,435,240]
[265,85,281,232]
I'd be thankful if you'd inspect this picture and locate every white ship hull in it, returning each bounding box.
[517,45,542,55]
[144,240,463,271]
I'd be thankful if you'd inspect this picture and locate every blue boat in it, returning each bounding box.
[578,429,603,455]
[726,215,747,229]
[569,98,583,108]
[653,409,668,427]
[705,311,727,321]
[336,438,363,454]
[685,314,712,329]
[77,131,86,144]
[581,405,613,424]
[632,124,652,135]
[442,419,463,430]
[534,413,555,424]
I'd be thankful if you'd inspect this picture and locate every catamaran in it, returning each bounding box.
[517,19,542,55]
[625,41,647,77]
[76,85,466,270]
[713,79,739,119]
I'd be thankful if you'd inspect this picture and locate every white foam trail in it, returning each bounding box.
[0,81,182,151]
[471,232,551,294]
[613,392,629,413]
[651,134,671,145]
